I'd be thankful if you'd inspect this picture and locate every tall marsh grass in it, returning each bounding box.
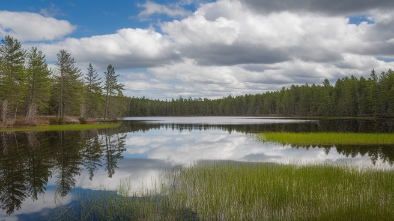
[259,132,394,146]
[163,162,394,220]
[51,162,394,220]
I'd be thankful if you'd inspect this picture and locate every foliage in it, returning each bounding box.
[127,69,394,117]
[54,50,83,118]
[0,35,127,123]
[25,47,51,114]
[0,35,27,124]
[103,64,124,120]
[83,63,103,118]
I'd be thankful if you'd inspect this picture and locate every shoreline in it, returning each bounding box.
[0,115,121,131]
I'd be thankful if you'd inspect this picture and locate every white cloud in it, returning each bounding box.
[138,0,191,18]
[38,28,180,69]
[0,11,75,41]
[7,0,393,99]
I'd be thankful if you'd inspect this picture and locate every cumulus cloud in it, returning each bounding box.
[0,11,75,41]
[161,1,377,66]
[38,28,181,69]
[9,0,394,99]
[240,0,394,16]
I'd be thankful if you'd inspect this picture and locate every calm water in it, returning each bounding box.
[1,117,393,220]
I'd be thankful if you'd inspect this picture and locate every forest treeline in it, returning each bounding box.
[127,69,394,117]
[0,36,125,126]
[1,35,393,121]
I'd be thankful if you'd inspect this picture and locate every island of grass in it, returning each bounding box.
[259,132,394,146]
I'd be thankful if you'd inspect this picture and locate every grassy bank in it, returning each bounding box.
[51,162,394,221]
[259,132,394,146]
[0,123,121,132]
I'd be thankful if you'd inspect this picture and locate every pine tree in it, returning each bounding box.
[25,47,51,122]
[103,64,124,120]
[83,63,103,118]
[54,50,83,118]
[0,36,27,124]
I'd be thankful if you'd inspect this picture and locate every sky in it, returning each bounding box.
[1,0,394,100]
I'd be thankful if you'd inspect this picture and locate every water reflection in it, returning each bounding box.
[0,117,393,219]
[0,128,126,216]
[124,125,394,166]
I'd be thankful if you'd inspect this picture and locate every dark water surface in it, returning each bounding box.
[1,117,393,220]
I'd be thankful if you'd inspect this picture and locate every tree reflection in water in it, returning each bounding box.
[0,127,126,215]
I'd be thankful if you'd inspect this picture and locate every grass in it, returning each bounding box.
[0,123,121,132]
[50,162,394,221]
[259,132,394,146]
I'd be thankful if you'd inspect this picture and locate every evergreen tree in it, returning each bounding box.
[83,63,103,118]
[103,64,124,120]
[0,36,27,124]
[25,47,51,121]
[54,50,83,118]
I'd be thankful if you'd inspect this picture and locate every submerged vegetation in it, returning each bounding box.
[259,132,394,146]
[49,162,394,221]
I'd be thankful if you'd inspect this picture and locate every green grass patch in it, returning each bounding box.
[51,162,394,221]
[259,132,394,145]
[0,123,121,132]
[163,162,394,221]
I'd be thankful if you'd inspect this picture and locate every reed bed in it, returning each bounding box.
[164,162,394,220]
[51,162,394,221]
[259,132,394,146]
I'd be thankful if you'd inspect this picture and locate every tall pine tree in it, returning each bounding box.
[25,47,51,122]
[54,50,83,118]
[0,35,27,124]
[103,64,124,120]
[83,63,103,118]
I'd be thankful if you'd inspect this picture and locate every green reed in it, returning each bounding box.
[163,162,394,221]
[51,162,394,221]
[259,132,394,146]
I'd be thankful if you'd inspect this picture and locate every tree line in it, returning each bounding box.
[127,69,394,117]
[1,35,393,121]
[0,35,125,126]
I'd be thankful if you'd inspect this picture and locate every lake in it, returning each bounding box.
[1,116,393,220]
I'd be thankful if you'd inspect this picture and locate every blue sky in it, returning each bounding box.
[1,0,394,99]
[1,0,176,37]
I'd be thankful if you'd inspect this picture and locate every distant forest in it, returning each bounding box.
[127,69,394,117]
